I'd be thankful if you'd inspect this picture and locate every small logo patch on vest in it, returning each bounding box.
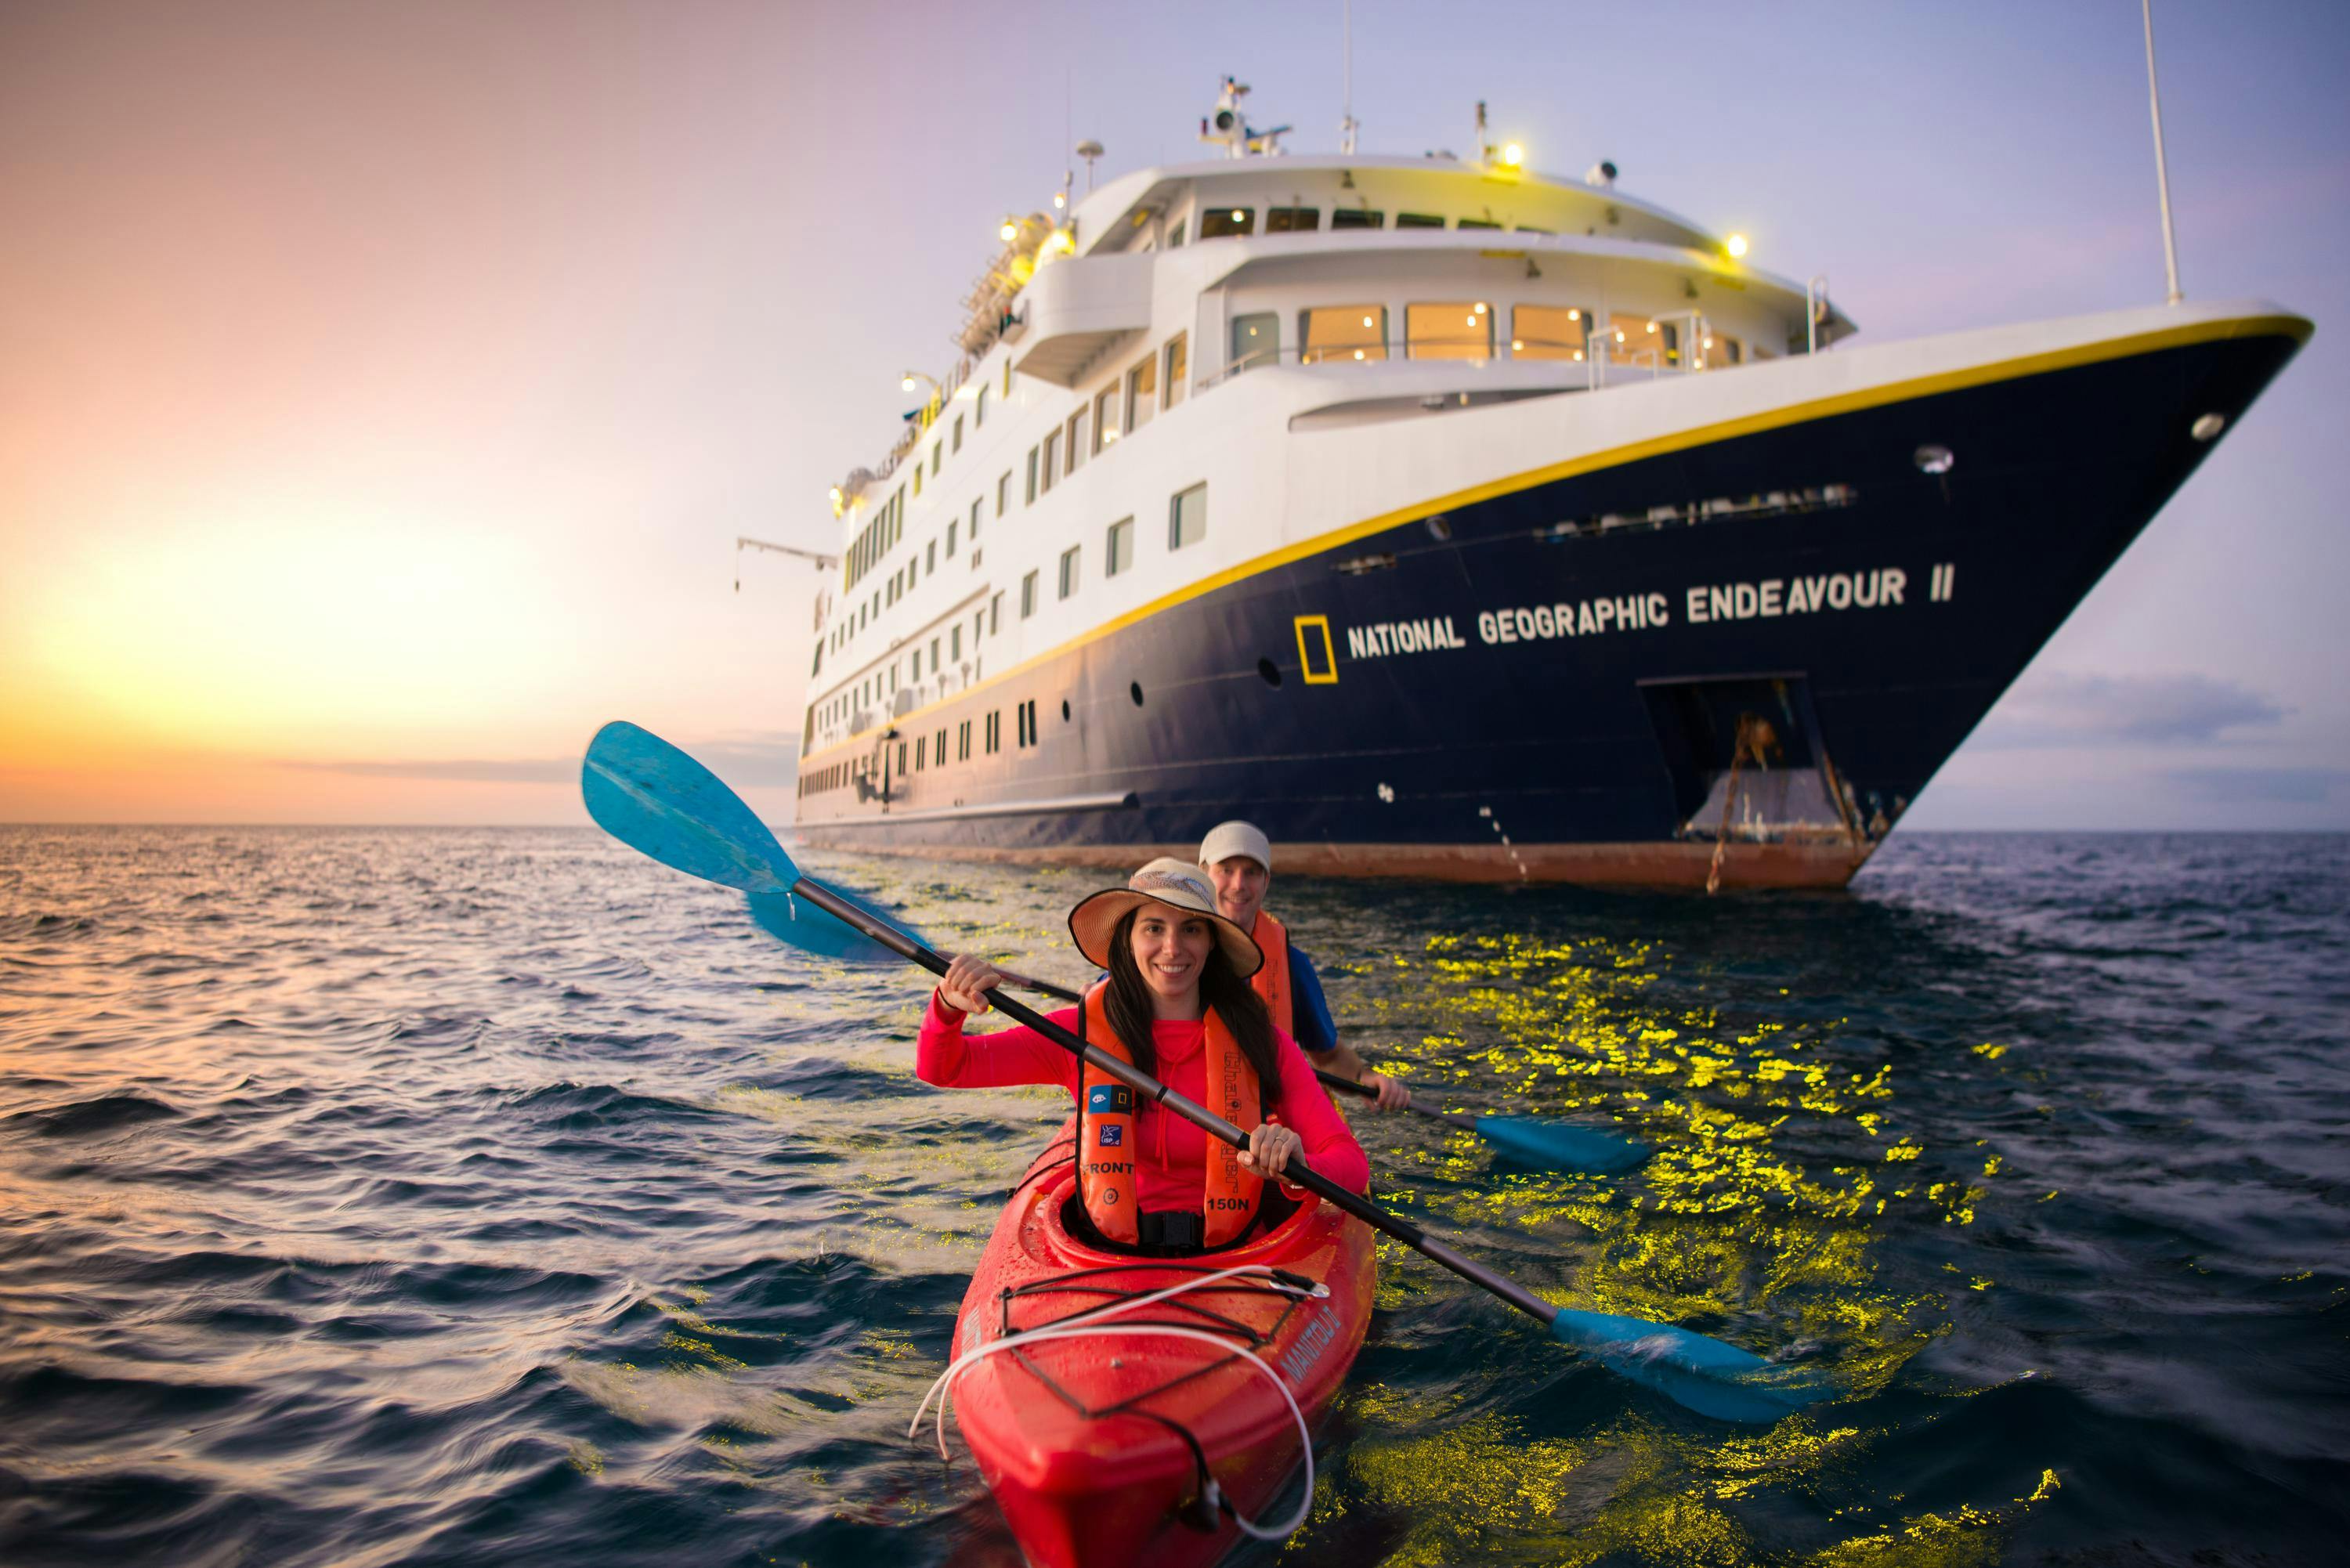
[1087,1085,1134,1115]
[1098,1125,1123,1147]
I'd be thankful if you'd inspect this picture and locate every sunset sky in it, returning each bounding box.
[3,0,2344,829]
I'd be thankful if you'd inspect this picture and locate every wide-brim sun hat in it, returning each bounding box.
[1068,858,1264,979]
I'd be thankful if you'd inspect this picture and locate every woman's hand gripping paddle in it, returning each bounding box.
[580,720,1827,1422]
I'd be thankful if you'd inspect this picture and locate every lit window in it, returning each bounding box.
[1021,570,1039,617]
[1300,305,1388,365]
[1405,302,1493,361]
[1003,359,1012,396]
[1162,333,1188,409]
[1200,207,1254,238]
[1264,206,1320,232]
[1605,313,1673,367]
[1331,208,1383,229]
[1106,516,1134,577]
[1229,313,1278,374]
[1394,212,1444,229]
[913,462,922,497]
[1058,544,1082,600]
[1510,304,1590,361]
[1094,385,1119,451]
[1169,482,1206,551]
[1708,334,1743,367]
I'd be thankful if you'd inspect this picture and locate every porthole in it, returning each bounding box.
[1425,514,1454,541]
[2190,412,2226,442]
[1914,444,1955,475]
[1130,681,1144,707]
[1061,699,1071,721]
[1257,657,1282,688]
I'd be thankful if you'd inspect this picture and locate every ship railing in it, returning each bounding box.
[1194,336,1714,394]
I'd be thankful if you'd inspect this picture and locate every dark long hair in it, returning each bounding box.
[1101,907,1282,1113]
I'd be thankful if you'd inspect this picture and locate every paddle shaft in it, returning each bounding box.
[1313,1067,1482,1131]
[788,876,1560,1328]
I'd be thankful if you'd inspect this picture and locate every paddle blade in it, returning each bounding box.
[582,721,797,894]
[1552,1307,1827,1422]
[1476,1116,1650,1176]
[746,883,934,966]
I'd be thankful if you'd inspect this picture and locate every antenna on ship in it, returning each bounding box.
[1076,139,1104,192]
[1340,0,1358,155]
[2142,0,2184,304]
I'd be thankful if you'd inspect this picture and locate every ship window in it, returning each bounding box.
[1004,359,1014,396]
[1510,304,1590,361]
[1395,212,1444,228]
[958,719,971,761]
[1065,407,1088,473]
[897,741,906,775]
[935,726,946,763]
[1407,301,1493,361]
[1513,225,1553,235]
[1162,333,1188,409]
[1021,570,1039,618]
[927,539,938,572]
[975,383,988,426]
[1125,352,1157,432]
[1705,333,1743,367]
[1042,430,1061,491]
[1230,313,1278,374]
[950,624,962,661]
[913,462,922,497]
[996,473,1009,519]
[1265,205,1320,232]
[1301,305,1388,364]
[1201,206,1254,239]
[1018,699,1037,747]
[1025,446,1039,503]
[1331,207,1383,229]
[990,591,1002,634]
[915,734,925,771]
[1456,217,1501,230]
[952,416,964,453]
[1105,516,1134,577]
[1167,218,1186,247]
[1094,386,1119,451]
[946,522,957,557]
[1605,312,1675,367]
[985,711,1000,754]
[1058,544,1082,600]
[1170,482,1206,551]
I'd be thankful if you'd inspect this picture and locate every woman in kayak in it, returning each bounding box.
[922,859,1369,1255]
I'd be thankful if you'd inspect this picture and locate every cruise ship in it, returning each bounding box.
[791,81,2308,888]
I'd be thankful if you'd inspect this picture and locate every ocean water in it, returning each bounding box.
[1,826,2344,1567]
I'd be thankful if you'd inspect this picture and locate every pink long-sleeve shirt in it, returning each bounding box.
[916,992,1371,1212]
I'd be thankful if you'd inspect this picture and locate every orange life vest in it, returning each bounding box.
[1248,909,1292,1036]
[1077,982,1264,1248]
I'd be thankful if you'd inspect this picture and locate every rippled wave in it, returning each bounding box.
[2,827,2343,1565]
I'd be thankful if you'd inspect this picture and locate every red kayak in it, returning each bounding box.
[922,1118,1375,1567]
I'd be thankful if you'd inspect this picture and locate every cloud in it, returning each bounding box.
[277,732,801,786]
[2164,768,2347,805]
[1972,671,2288,749]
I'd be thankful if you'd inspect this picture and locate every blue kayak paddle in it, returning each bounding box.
[580,719,1827,1422]
[1314,1068,1650,1175]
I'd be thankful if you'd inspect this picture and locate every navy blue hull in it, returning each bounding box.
[797,325,2304,886]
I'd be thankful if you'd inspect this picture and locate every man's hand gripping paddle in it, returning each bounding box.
[580,720,1826,1422]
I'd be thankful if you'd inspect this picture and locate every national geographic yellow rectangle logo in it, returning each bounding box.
[1293,614,1339,684]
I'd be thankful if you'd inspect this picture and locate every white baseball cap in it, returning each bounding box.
[1198,820,1271,873]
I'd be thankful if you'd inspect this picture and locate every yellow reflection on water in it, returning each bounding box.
[1292,930,2041,1563]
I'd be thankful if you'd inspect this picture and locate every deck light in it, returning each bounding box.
[1474,302,1487,314]
[901,374,917,392]
[1614,331,1625,343]
[1053,191,1066,209]
[1000,220,1018,241]
[1726,233,1748,258]
[1363,315,1374,327]
[1573,349,1585,361]
[1647,321,1658,333]
[1502,143,1524,167]
[1511,339,1524,351]
[1353,349,1365,360]
[1465,315,1477,327]
[1704,336,1715,349]
[1231,208,1246,222]
[1567,308,1580,321]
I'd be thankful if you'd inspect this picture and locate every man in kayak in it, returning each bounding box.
[922,862,1369,1255]
[1198,820,1413,1112]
